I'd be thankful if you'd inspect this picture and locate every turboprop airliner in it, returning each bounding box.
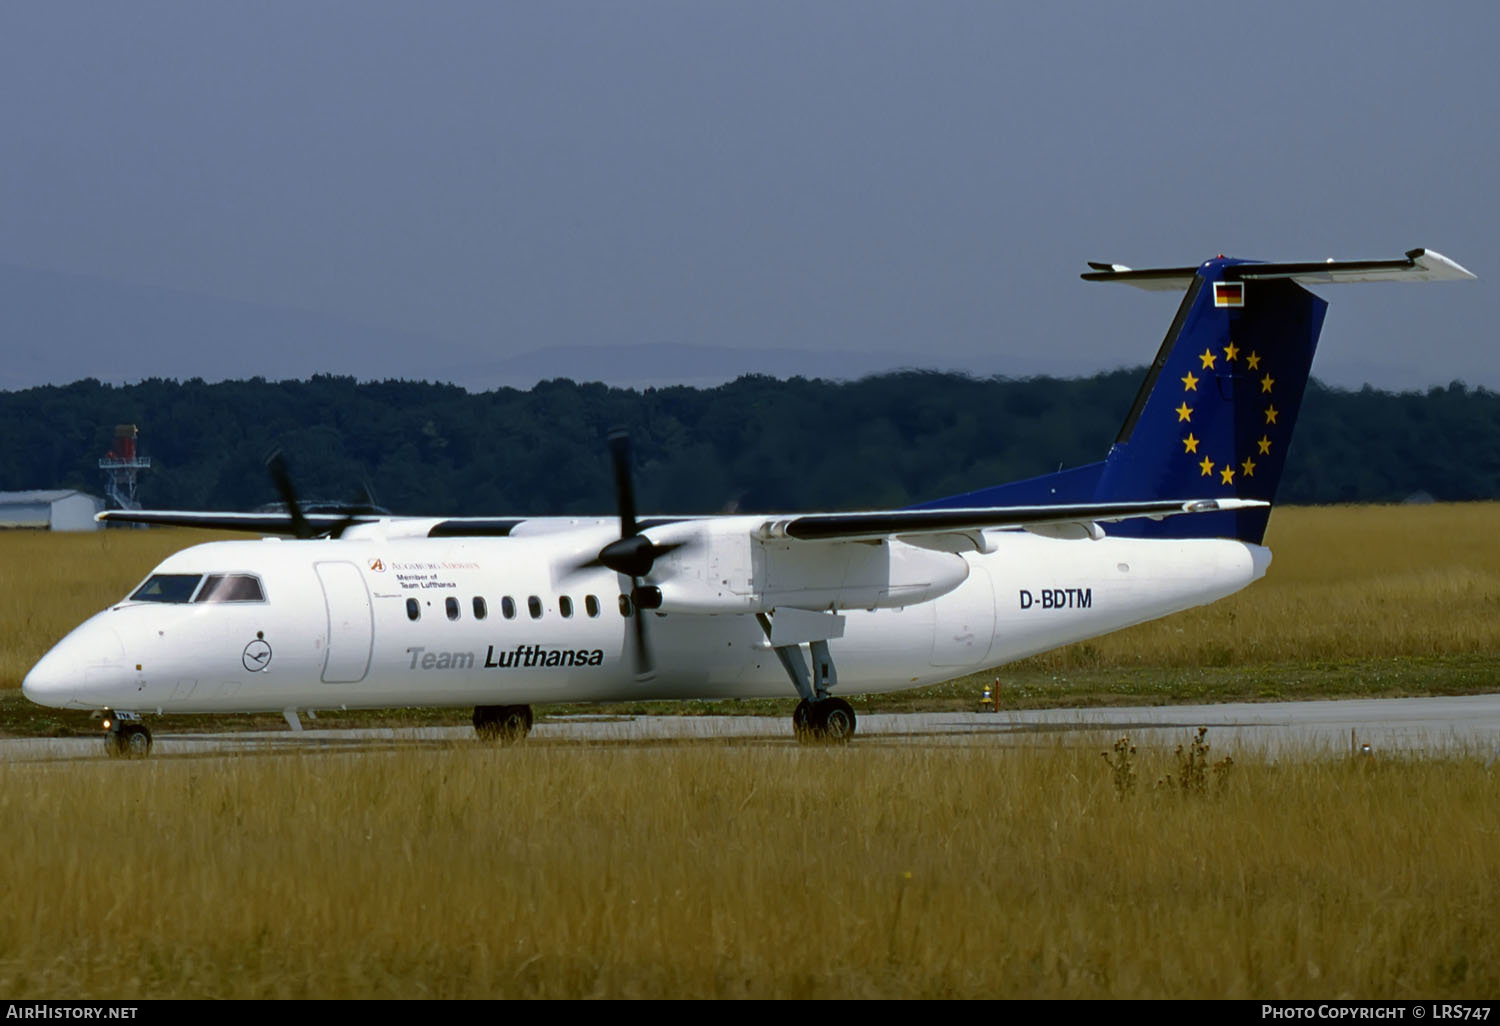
[22,248,1474,756]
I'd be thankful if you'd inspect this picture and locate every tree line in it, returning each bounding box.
[2,372,1496,515]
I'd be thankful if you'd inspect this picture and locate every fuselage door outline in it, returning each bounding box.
[314,561,374,684]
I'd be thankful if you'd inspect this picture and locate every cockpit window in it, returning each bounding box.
[130,574,204,604]
[195,574,266,603]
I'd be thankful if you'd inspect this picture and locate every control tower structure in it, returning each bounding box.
[99,424,151,511]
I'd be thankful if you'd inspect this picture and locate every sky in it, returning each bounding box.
[1,1,1496,392]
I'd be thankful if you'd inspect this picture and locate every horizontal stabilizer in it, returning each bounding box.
[1082,248,1475,291]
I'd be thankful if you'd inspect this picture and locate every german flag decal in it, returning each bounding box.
[1213,281,1245,308]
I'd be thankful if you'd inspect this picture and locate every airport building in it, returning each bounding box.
[0,489,105,531]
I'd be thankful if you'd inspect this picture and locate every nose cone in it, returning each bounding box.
[23,616,129,710]
[22,645,77,707]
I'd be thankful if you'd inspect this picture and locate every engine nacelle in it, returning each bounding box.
[647,521,970,614]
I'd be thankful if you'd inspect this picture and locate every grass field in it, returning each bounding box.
[3,506,1498,998]
[2,742,1496,999]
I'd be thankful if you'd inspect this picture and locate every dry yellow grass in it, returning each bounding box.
[4,511,1496,999]
[2,742,1495,999]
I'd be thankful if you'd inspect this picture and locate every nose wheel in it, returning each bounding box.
[103,715,153,759]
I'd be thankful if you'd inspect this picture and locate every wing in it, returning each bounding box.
[95,510,375,533]
[97,498,1260,539]
[758,497,1266,543]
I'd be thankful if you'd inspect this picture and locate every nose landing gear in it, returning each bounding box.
[101,711,152,758]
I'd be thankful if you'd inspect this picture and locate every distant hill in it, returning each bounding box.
[0,263,479,390]
[445,342,1055,391]
[0,263,1063,392]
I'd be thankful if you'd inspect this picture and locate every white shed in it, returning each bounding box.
[0,490,105,531]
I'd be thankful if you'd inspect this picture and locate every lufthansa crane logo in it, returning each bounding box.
[242,639,273,673]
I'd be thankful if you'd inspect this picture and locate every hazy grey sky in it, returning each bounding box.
[2,1,1495,390]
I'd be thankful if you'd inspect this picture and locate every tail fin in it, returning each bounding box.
[920,249,1474,543]
[1091,260,1325,543]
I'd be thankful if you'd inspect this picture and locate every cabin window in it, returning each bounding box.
[559,595,573,618]
[406,598,421,621]
[528,596,543,619]
[585,594,600,618]
[130,574,203,604]
[195,574,265,603]
[445,596,460,621]
[618,594,633,617]
[501,596,516,619]
[473,597,487,620]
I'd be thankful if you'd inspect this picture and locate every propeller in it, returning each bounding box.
[267,451,315,539]
[573,429,678,678]
[266,451,373,539]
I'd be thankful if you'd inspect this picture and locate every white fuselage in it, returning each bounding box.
[23,525,1270,714]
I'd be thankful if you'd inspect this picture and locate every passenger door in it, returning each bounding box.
[315,562,373,683]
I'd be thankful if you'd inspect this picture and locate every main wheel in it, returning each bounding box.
[473,705,533,744]
[794,698,856,744]
[816,698,856,744]
[792,699,815,742]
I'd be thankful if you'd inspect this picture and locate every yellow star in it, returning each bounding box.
[1198,455,1214,477]
[1241,456,1256,477]
[1265,405,1279,425]
[1224,341,1239,362]
[1220,465,1235,485]
[1257,435,1272,454]
[1246,351,1261,370]
[1181,370,1199,391]
[1261,373,1275,394]
[1183,433,1199,453]
[1175,402,1193,422]
[1199,348,1217,370]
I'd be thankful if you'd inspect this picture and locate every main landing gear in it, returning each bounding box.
[102,711,152,758]
[793,696,857,744]
[759,616,857,744]
[473,705,533,744]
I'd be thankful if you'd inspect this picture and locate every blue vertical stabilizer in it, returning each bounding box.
[917,249,1474,544]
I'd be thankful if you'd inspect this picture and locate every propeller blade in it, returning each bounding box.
[607,428,638,539]
[600,430,658,677]
[326,480,382,538]
[326,514,360,539]
[266,452,314,539]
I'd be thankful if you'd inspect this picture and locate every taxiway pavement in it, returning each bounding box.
[3,694,1498,762]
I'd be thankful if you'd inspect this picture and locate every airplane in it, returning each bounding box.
[21,248,1475,756]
